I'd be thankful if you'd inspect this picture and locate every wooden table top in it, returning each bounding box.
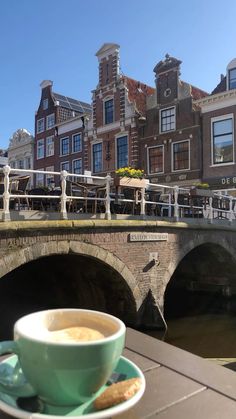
[1,328,236,418]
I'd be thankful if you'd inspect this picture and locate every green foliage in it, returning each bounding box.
[193,182,209,189]
[115,167,144,179]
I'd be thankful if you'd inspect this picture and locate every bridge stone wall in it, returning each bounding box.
[0,220,236,328]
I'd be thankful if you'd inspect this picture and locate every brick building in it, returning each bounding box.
[34,80,91,186]
[34,49,236,193]
[195,58,236,189]
[139,54,208,186]
[85,43,154,176]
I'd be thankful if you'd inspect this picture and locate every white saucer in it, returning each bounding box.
[0,355,145,419]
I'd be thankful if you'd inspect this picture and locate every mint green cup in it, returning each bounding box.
[0,309,126,406]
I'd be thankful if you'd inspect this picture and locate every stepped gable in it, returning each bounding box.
[211,76,226,95]
[189,84,209,100]
[122,76,155,115]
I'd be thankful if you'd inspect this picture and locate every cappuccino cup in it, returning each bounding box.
[0,309,126,406]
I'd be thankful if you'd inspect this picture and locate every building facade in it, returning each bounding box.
[8,129,34,187]
[34,80,92,186]
[138,54,208,187]
[33,47,236,193]
[195,58,236,190]
[85,43,155,176]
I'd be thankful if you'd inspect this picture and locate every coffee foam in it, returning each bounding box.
[45,312,118,339]
[16,310,121,342]
[48,326,105,342]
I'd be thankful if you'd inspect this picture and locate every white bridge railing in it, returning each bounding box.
[0,165,236,224]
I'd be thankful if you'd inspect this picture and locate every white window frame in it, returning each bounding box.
[91,141,103,174]
[103,96,114,125]
[46,136,54,157]
[37,118,44,134]
[159,106,176,134]
[43,99,48,110]
[171,139,190,172]
[37,139,44,160]
[72,158,82,174]
[147,145,164,175]
[115,133,129,169]
[18,159,24,169]
[46,113,55,130]
[60,161,70,172]
[72,133,82,153]
[46,166,54,187]
[228,68,236,90]
[60,137,70,156]
[36,169,44,187]
[211,114,234,166]
[25,157,31,169]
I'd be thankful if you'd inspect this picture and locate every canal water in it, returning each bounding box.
[146,291,236,362]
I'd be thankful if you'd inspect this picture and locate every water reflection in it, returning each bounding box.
[145,291,236,359]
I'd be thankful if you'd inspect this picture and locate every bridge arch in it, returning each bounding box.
[163,235,236,294]
[163,237,236,321]
[0,240,142,335]
[151,235,236,312]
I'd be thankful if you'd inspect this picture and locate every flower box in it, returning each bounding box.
[114,177,149,188]
[190,188,213,197]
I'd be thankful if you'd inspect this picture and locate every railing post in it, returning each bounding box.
[60,170,68,220]
[3,165,11,221]
[229,196,233,223]
[140,187,146,217]
[105,173,111,220]
[174,186,179,221]
[209,196,213,223]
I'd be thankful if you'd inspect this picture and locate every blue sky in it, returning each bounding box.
[1,0,236,149]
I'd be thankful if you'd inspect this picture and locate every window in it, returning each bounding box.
[43,99,48,110]
[46,114,55,130]
[116,136,128,168]
[46,136,54,156]
[212,117,233,165]
[61,161,70,172]
[36,170,44,187]
[92,143,102,173]
[160,107,175,133]
[25,157,31,169]
[104,99,114,124]
[18,160,24,169]
[10,161,16,169]
[37,139,44,159]
[229,68,236,90]
[46,166,54,187]
[72,133,82,153]
[37,118,44,134]
[60,137,69,155]
[73,159,82,175]
[172,140,190,171]
[148,146,164,174]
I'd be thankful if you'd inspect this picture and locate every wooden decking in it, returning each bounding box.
[116,328,236,418]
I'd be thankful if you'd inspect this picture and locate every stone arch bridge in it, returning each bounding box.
[0,219,236,336]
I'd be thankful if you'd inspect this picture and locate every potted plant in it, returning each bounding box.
[114,167,148,188]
